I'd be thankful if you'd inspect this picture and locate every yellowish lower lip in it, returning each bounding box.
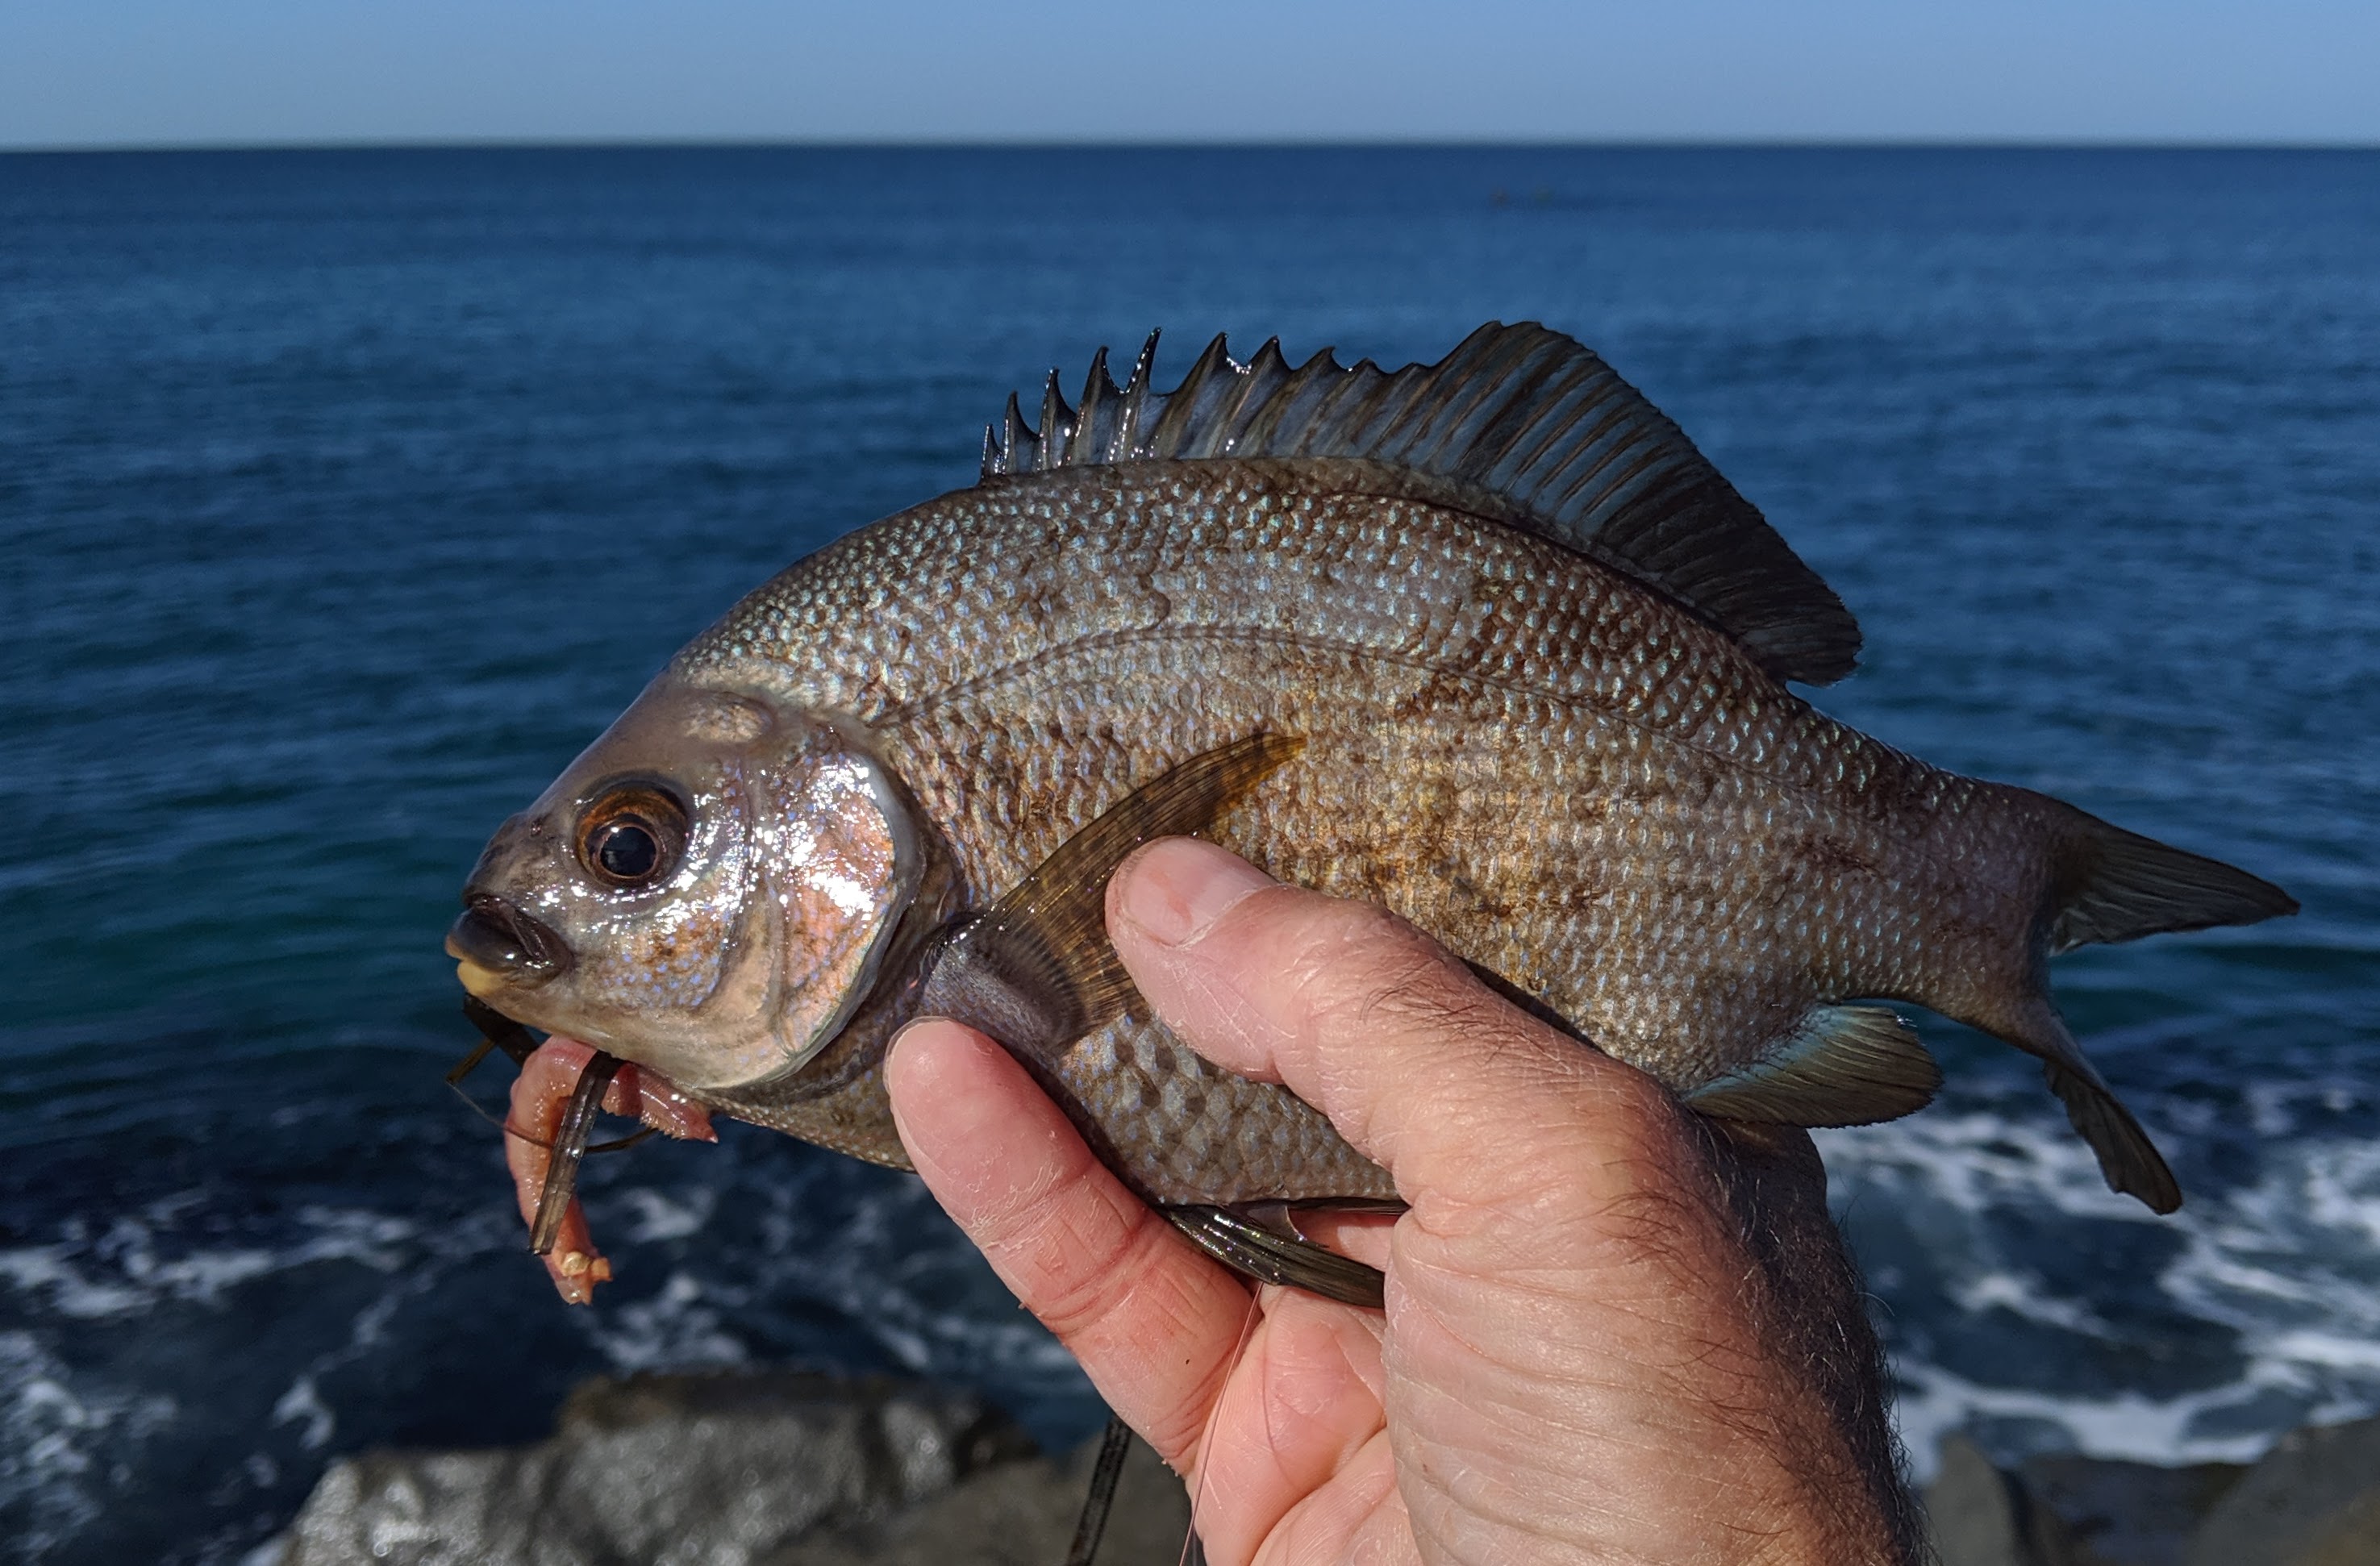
[454,959,508,998]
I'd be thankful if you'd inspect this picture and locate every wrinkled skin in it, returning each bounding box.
[889,839,1922,1566]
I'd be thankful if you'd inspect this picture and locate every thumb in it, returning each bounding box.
[1104,836,1700,1214]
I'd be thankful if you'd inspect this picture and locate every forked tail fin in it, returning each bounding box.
[1998,808,2296,1214]
[2047,809,2297,954]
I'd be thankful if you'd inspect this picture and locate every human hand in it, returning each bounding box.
[886,837,1919,1565]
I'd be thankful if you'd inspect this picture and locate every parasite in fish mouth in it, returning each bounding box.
[443,999,702,1301]
[445,998,654,1156]
[529,1049,623,1256]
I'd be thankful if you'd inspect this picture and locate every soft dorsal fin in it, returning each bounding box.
[1683,1004,1940,1127]
[981,323,1861,685]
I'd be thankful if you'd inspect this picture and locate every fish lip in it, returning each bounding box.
[445,895,574,987]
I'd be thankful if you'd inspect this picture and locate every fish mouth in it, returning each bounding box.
[445,895,573,993]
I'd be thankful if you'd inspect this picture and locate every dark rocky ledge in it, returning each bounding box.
[265,1367,2377,1566]
[269,1370,1190,1566]
[1922,1415,2380,1566]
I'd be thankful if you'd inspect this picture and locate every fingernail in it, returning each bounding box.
[1115,838,1275,948]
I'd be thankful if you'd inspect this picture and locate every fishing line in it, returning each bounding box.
[1178,1285,1265,1566]
[445,999,656,1156]
[443,1056,656,1155]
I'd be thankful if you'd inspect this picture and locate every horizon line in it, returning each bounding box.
[7,135,2379,157]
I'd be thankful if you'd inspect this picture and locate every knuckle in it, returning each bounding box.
[1273,900,1476,1043]
[1005,1187,1167,1339]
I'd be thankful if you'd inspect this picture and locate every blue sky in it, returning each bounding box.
[3,1,2374,148]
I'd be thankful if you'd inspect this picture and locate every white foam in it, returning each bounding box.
[1947,1269,2115,1335]
[1892,1364,2282,1479]
[1821,1089,2380,1476]
[586,1269,749,1374]
[615,1185,715,1243]
[0,1330,177,1558]
[269,1376,335,1453]
[0,1201,427,1324]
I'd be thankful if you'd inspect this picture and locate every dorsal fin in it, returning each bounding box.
[981,323,1861,685]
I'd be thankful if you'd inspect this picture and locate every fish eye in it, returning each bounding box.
[575,783,689,889]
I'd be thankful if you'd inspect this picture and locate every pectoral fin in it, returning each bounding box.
[915,732,1303,1055]
[1685,1004,1940,1128]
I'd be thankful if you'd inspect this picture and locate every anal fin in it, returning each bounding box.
[2045,1060,2182,1214]
[1685,1004,1940,1128]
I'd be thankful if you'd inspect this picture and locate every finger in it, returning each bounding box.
[1251,1431,1414,1566]
[889,1019,1399,1556]
[1191,1286,1390,1566]
[1106,837,1696,1210]
[1285,1210,1398,1272]
[884,1018,1253,1465]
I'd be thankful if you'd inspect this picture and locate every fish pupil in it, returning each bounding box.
[596,822,658,880]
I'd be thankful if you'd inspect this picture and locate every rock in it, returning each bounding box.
[277,1369,1037,1566]
[2186,1415,2380,1566]
[773,1429,1192,1565]
[1922,1438,2245,1566]
[2018,1452,2240,1565]
[1924,1435,2042,1566]
[275,1366,2376,1566]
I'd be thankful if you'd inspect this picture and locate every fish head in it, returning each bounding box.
[447,676,929,1093]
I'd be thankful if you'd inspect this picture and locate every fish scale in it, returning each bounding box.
[692,467,1950,1089]
[454,323,2294,1276]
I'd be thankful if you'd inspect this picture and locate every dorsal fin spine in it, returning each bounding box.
[1069,347,1115,465]
[1038,373,1072,473]
[1235,340,1297,453]
[1115,333,1159,459]
[1294,359,1378,457]
[976,323,1863,684]
[1207,342,1278,456]
[1242,349,1330,452]
[1333,362,1403,455]
[1382,327,1497,455]
[1147,335,1232,457]
[999,392,1031,476]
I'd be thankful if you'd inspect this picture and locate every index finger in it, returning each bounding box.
[884,1017,1250,1464]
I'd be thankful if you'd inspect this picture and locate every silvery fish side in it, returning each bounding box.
[452,323,2295,1226]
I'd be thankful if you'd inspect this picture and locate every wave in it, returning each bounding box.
[1821,1064,2380,1478]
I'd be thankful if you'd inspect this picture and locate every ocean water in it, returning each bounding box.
[2,145,2374,1564]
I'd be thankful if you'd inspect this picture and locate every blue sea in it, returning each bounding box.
[2,146,2374,1564]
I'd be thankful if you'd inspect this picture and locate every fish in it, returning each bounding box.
[448,322,2296,1305]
